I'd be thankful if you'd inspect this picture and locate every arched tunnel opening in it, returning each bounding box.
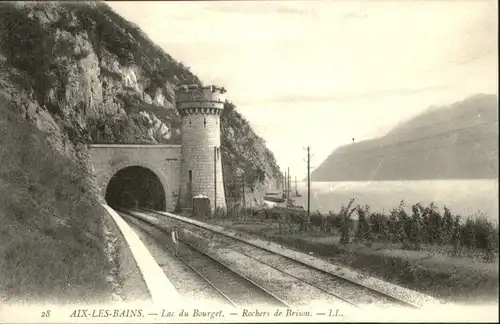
[105,166,166,211]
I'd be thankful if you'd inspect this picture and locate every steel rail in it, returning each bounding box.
[121,210,291,308]
[119,211,238,308]
[139,207,421,309]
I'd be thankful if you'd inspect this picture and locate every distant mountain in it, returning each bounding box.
[311,94,499,181]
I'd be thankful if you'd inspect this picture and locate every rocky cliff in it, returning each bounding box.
[0,1,282,206]
[311,94,499,181]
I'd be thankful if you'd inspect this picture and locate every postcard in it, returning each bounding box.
[0,0,498,323]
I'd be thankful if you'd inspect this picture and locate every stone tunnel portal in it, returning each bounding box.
[105,166,166,211]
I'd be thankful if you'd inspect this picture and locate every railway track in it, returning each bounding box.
[119,211,290,309]
[126,208,422,309]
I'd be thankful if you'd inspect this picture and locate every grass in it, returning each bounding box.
[0,98,111,304]
[206,202,499,304]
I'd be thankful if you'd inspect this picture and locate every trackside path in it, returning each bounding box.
[103,205,180,306]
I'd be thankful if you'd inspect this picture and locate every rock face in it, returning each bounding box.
[0,2,282,205]
[311,94,499,181]
[221,102,283,208]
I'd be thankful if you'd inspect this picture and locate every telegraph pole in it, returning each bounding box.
[288,171,291,201]
[242,171,246,212]
[307,146,311,225]
[302,146,313,229]
[214,146,217,212]
[288,169,292,232]
[284,167,289,225]
[284,169,287,198]
[278,169,285,234]
[285,171,288,199]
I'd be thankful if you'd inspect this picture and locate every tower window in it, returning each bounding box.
[203,118,206,128]
[189,118,192,126]
[188,170,192,183]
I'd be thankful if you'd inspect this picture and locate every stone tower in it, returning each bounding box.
[175,84,227,212]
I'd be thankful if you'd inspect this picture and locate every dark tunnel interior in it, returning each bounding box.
[105,166,166,211]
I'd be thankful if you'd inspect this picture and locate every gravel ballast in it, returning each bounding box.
[136,209,439,309]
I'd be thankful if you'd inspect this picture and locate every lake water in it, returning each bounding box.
[291,180,498,223]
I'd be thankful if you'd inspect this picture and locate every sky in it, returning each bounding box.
[108,0,498,180]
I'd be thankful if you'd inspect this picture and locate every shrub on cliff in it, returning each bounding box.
[220,101,281,202]
[0,97,110,303]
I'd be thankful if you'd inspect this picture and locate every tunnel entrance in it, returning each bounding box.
[105,166,166,211]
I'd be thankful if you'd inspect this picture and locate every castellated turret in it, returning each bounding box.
[175,84,227,212]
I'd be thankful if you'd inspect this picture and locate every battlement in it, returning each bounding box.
[175,84,227,115]
[176,84,226,104]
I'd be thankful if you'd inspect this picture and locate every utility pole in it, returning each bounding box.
[283,170,286,198]
[307,146,311,225]
[284,167,290,227]
[282,171,286,198]
[288,171,291,202]
[284,170,291,198]
[279,170,286,234]
[302,146,313,230]
[214,146,217,213]
[242,171,246,212]
[288,169,292,231]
